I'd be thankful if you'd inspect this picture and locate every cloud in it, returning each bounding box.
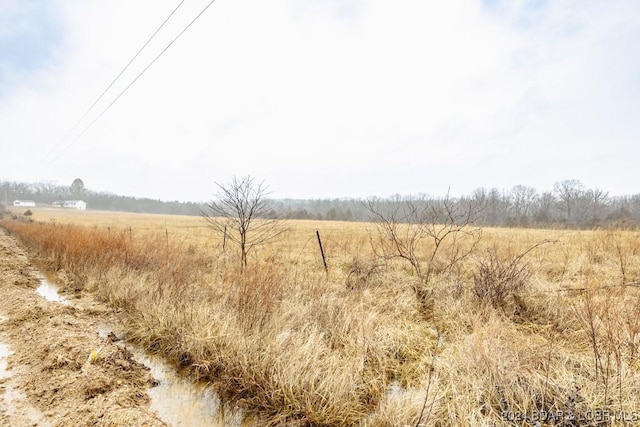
[0,0,639,200]
[0,1,66,97]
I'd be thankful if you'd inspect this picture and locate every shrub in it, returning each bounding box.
[473,249,531,309]
[472,240,554,309]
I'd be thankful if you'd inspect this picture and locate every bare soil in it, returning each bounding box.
[0,228,166,426]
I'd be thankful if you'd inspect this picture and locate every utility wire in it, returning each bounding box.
[48,0,217,164]
[43,0,185,163]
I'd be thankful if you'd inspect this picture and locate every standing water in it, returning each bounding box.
[37,278,244,427]
[0,314,51,425]
[33,278,246,426]
[36,278,70,305]
[0,343,11,381]
[0,315,13,381]
[121,340,245,426]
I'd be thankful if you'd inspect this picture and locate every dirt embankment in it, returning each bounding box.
[0,228,166,426]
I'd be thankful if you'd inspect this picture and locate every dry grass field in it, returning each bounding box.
[2,208,640,426]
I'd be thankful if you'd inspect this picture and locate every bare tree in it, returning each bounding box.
[365,194,483,312]
[554,179,585,224]
[509,185,538,225]
[534,191,556,224]
[629,195,640,223]
[203,176,284,268]
[476,187,510,226]
[585,188,609,226]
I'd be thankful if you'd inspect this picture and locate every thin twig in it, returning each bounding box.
[415,330,441,427]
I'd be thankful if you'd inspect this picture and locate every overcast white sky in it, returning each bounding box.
[1,0,639,201]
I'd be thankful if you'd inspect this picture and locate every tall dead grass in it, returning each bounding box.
[3,216,640,425]
[1,219,434,425]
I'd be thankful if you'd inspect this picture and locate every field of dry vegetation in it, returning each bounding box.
[2,208,640,426]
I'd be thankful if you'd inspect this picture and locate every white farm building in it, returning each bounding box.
[13,200,36,207]
[52,200,87,210]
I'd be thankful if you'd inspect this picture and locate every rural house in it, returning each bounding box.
[13,200,36,207]
[52,200,87,210]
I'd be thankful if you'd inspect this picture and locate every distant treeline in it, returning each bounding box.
[0,180,201,216]
[1,179,639,228]
[274,180,640,228]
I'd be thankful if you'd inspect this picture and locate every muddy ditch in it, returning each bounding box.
[39,276,246,427]
[0,312,52,426]
[0,228,249,426]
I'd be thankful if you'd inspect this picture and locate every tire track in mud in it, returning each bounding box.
[0,228,166,426]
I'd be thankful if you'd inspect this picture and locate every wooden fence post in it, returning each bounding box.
[316,230,328,273]
[222,225,227,253]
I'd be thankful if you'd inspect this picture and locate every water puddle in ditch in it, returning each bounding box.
[35,277,246,426]
[0,315,52,425]
[0,343,11,381]
[36,278,70,305]
[0,315,13,381]
[101,326,245,426]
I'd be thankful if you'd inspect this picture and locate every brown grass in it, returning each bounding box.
[2,209,640,425]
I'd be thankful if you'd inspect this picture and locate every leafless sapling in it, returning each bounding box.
[365,193,483,310]
[203,176,284,268]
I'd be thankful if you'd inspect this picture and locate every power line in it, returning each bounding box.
[48,0,217,164]
[43,0,185,163]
